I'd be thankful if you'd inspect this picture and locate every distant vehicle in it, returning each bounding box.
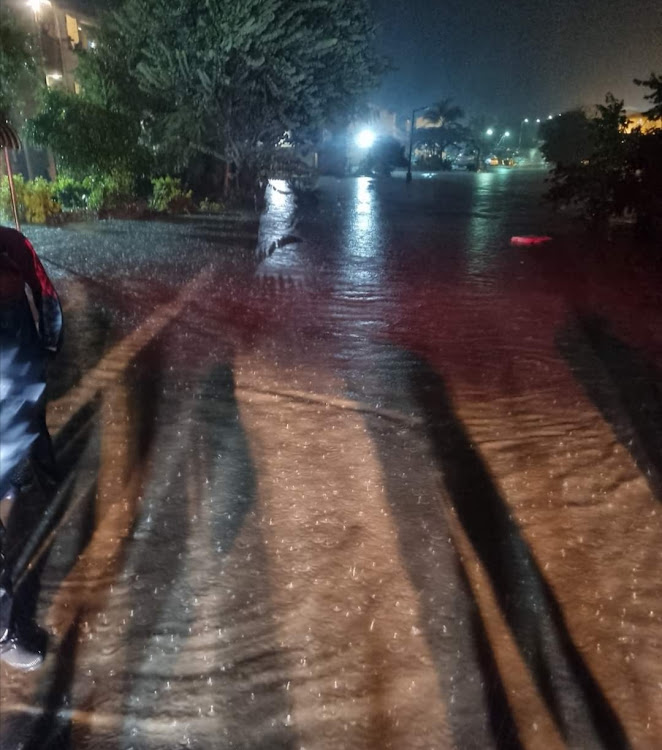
[501,157,516,167]
[485,155,499,166]
[453,152,479,171]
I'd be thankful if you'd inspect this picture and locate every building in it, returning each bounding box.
[3,1,97,178]
[6,0,97,94]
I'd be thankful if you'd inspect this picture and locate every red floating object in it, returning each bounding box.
[510,235,552,246]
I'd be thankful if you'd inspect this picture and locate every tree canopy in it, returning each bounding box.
[27,88,151,179]
[95,0,384,190]
[24,0,384,195]
[539,110,594,166]
[635,73,662,120]
[417,98,467,154]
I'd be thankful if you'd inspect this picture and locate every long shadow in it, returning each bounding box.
[409,357,630,749]
[48,288,115,402]
[199,364,257,553]
[117,357,295,749]
[197,363,295,749]
[557,313,662,503]
[461,562,524,750]
[344,344,521,749]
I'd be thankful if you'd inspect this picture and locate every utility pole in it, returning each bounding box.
[406,105,433,184]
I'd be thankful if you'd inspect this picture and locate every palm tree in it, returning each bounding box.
[416,98,467,162]
[422,98,464,127]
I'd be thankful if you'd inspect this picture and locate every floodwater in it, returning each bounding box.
[1,171,661,749]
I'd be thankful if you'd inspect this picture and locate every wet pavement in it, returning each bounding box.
[1,170,661,749]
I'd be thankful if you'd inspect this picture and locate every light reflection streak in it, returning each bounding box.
[465,171,506,277]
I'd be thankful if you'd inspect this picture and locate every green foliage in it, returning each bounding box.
[0,175,61,224]
[111,0,385,192]
[0,9,39,124]
[84,171,137,211]
[150,176,194,213]
[27,88,152,180]
[198,198,225,214]
[53,175,89,210]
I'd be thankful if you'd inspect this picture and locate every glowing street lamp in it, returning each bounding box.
[355,128,376,150]
[27,0,51,14]
[486,128,494,136]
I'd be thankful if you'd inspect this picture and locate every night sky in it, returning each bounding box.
[371,0,662,122]
[66,0,662,124]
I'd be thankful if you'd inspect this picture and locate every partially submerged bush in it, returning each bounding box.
[198,197,224,214]
[150,177,194,214]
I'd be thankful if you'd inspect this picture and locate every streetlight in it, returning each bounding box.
[355,128,376,150]
[518,118,529,149]
[496,131,510,148]
[27,0,51,14]
[486,128,494,137]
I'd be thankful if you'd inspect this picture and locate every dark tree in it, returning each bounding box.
[634,73,662,120]
[417,98,467,156]
[539,110,594,166]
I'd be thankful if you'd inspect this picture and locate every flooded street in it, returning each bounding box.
[1,170,661,749]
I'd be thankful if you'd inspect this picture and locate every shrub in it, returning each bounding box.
[0,175,61,224]
[23,178,60,223]
[150,177,194,214]
[198,197,225,214]
[0,173,25,220]
[84,171,136,212]
[54,175,89,210]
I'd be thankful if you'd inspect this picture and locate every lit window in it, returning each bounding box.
[66,15,80,45]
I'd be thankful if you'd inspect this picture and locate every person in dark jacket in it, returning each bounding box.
[0,226,63,671]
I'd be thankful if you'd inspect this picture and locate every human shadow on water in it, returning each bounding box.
[117,358,295,749]
[557,313,662,503]
[343,343,521,749]
[408,356,630,749]
[197,363,295,749]
[42,275,117,403]
[199,363,257,553]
